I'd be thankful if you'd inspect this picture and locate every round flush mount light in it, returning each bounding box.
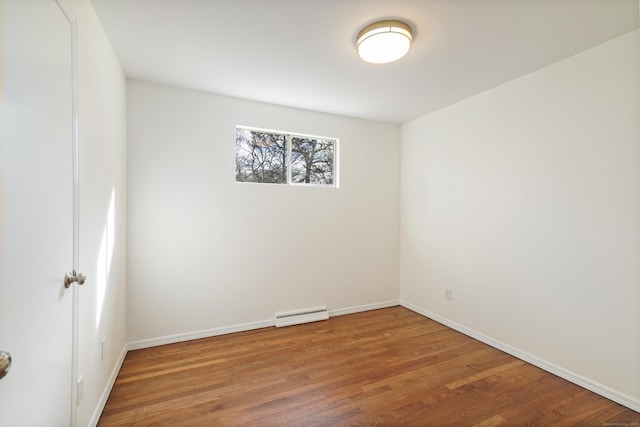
[356,19,413,64]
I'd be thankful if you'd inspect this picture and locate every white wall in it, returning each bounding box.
[71,0,128,425]
[127,81,400,344]
[401,30,640,408]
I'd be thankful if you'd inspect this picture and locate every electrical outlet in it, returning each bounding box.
[101,337,106,362]
[445,288,453,301]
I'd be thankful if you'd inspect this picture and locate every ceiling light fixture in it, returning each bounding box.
[356,19,413,64]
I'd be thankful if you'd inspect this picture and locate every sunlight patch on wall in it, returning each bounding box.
[96,189,115,328]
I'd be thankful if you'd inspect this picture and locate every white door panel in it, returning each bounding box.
[1,0,76,425]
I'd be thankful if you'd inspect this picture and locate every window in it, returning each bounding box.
[235,126,337,186]
[235,129,287,184]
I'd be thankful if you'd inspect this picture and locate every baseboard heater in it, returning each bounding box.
[275,306,329,328]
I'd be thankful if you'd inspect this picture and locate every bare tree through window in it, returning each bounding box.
[236,127,337,186]
[291,137,334,185]
[235,128,287,184]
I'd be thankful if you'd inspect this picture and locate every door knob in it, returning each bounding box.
[0,351,11,380]
[64,270,86,288]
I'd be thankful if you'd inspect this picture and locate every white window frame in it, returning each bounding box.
[235,125,339,188]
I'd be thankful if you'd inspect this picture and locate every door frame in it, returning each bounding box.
[55,0,80,425]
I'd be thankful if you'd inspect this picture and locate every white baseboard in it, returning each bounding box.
[329,299,400,317]
[400,300,640,413]
[127,300,401,351]
[127,318,275,351]
[88,343,128,427]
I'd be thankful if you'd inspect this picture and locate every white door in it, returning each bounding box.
[0,0,79,425]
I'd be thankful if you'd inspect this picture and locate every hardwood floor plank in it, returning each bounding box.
[472,414,507,427]
[98,307,639,426]
[445,360,525,390]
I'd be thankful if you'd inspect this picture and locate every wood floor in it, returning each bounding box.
[98,307,639,426]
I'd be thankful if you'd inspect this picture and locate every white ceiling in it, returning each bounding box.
[91,0,639,124]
